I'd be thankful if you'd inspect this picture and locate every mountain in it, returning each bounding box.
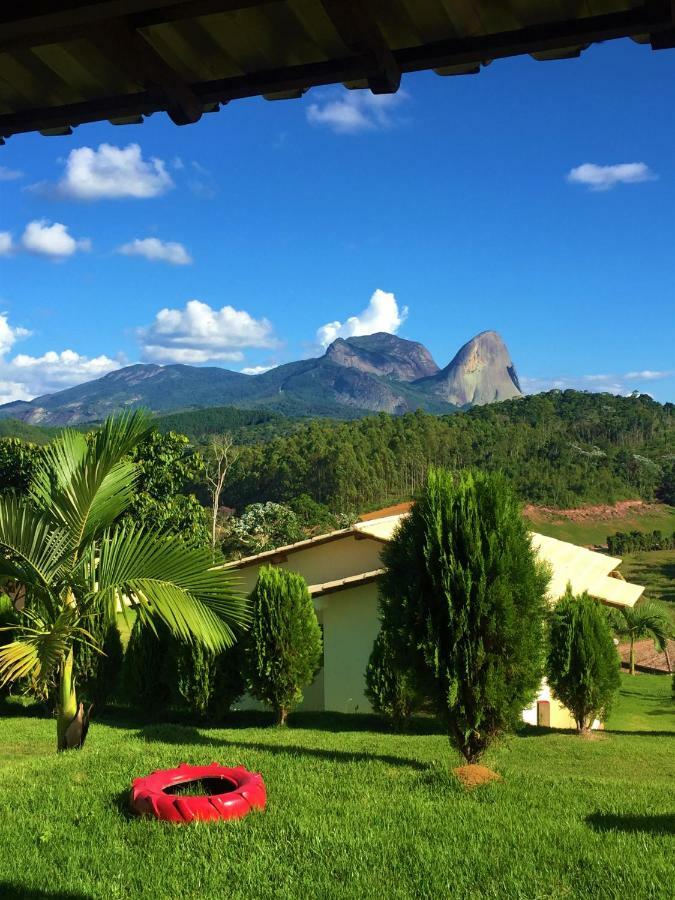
[0,331,523,425]
[417,331,522,406]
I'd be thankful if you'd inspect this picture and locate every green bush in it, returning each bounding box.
[175,639,246,721]
[247,566,322,725]
[379,468,549,763]
[74,616,124,709]
[365,626,422,730]
[122,616,174,715]
[547,589,621,733]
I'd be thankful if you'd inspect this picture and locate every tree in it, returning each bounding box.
[379,468,549,763]
[0,412,248,751]
[204,433,238,551]
[547,589,620,733]
[0,438,43,495]
[74,615,124,709]
[609,601,671,676]
[127,429,209,547]
[246,565,322,725]
[222,502,303,558]
[175,639,246,721]
[365,625,422,730]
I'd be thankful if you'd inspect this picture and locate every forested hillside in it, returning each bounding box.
[223,391,674,512]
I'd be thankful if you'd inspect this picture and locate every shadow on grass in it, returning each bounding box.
[0,885,91,899]
[99,706,445,736]
[136,723,430,771]
[586,812,675,836]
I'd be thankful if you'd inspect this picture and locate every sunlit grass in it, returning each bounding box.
[0,676,673,899]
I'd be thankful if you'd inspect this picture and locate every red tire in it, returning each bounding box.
[129,762,266,823]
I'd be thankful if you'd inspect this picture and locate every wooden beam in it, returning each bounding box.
[1,3,673,139]
[318,0,400,94]
[0,0,281,52]
[92,19,203,125]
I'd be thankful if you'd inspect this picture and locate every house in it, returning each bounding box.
[225,505,644,728]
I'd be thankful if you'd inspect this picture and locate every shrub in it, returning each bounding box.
[74,616,124,709]
[365,626,422,730]
[123,616,174,715]
[246,566,322,725]
[379,468,549,763]
[175,639,246,721]
[547,589,621,733]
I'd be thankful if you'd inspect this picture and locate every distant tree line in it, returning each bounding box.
[224,391,674,513]
[606,529,675,555]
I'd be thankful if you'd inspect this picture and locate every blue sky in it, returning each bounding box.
[0,37,673,404]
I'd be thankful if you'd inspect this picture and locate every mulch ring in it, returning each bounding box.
[452,764,503,789]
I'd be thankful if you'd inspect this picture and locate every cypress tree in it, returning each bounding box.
[247,566,322,725]
[365,626,422,730]
[547,589,621,733]
[380,468,549,763]
[175,639,246,721]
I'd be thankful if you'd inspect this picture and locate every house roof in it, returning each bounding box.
[308,568,384,598]
[226,509,644,607]
[2,2,674,142]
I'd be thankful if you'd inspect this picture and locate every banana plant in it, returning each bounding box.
[0,412,248,751]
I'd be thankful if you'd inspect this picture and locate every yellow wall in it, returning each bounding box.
[230,535,384,596]
[320,583,380,713]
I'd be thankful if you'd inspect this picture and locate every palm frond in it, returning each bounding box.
[30,411,152,549]
[93,526,248,652]
[0,606,93,689]
[0,495,72,590]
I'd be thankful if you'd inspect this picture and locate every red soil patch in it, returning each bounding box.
[452,765,502,789]
[618,638,674,675]
[523,500,655,524]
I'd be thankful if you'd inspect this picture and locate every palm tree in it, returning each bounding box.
[0,412,248,751]
[610,601,672,676]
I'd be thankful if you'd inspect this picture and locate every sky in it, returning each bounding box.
[0,37,674,405]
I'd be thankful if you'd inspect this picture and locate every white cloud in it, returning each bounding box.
[307,88,408,134]
[566,162,656,191]
[316,289,408,348]
[0,165,22,181]
[21,219,91,259]
[0,232,13,257]
[0,313,121,402]
[118,237,192,265]
[0,313,30,356]
[521,369,673,396]
[41,143,173,200]
[241,364,274,375]
[139,299,278,365]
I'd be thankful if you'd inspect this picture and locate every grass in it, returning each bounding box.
[619,549,675,605]
[525,504,675,547]
[606,672,674,732]
[0,676,673,900]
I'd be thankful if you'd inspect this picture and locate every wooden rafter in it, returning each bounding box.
[91,19,203,124]
[318,0,401,94]
[0,1,673,140]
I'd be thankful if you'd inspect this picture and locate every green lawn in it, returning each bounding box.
[0,678,673,900]
[619,549,675,605]
[525,504,675,547]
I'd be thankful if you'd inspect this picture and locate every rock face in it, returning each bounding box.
[418,330,522,407]
[0,330,522,424]
[324,333,439,382]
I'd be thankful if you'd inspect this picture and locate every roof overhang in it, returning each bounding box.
[2,1,674,142]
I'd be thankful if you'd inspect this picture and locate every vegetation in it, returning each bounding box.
[607,528,675,554]
[379,468,549,763]
[246,566,322,725]
[222,502,304,558]
[0,678,672,899]
[364,627,422,730]
[73,616,124,710]
[175,638,246,721]
[609,601,671,676]
[547,590,621,733]
[0,413,248,751]
[527,503,675,546]
[224,391,674,513]
[620,549,675,605]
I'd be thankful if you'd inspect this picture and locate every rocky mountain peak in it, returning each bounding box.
[324,332,439,382]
